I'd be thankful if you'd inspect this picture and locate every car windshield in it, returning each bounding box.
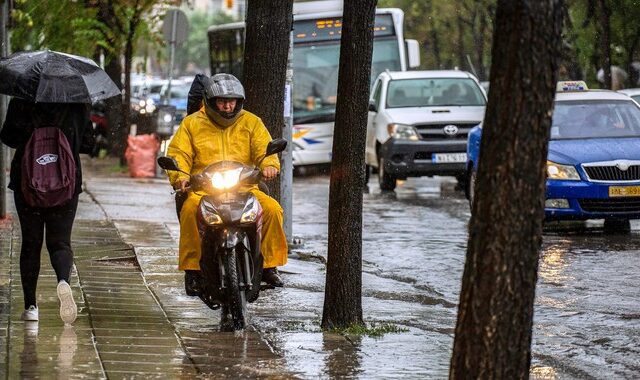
[631,95,640,103]
[551,100,640,139]
[386,78,486,108]
[165,84,190,99]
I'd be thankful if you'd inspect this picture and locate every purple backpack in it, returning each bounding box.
[21,127,76,208]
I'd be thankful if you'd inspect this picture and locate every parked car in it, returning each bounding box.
[618,88,640,104]
[466,81,640,232]
[365,70,487,191]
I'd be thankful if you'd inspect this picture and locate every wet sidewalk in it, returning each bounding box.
[0,156,450,379]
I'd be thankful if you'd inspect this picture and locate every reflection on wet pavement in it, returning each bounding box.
[291,175,640,378]
[5,165,635,378]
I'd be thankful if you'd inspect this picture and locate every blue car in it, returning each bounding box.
[466,81,640,230]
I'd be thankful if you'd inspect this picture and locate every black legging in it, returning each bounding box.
[14,192,78,309]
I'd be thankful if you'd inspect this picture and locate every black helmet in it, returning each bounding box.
[203,73,245,127]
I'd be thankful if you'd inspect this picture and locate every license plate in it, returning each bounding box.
[609,186,640,197]
[432,153,467,163]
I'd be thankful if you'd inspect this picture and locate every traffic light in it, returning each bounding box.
[225,0,233,9]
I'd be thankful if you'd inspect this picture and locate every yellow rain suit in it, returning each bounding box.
[166,108,288,270]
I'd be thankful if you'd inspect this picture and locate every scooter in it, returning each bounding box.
[157,138,287,330]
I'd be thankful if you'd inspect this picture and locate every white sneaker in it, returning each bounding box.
[57,280,77,325]
[21,305,39,321]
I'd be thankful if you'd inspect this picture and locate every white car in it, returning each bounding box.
[618,88,640,104]
[365,70,487,191]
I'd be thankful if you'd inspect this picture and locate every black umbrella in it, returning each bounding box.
[0,50,121,104]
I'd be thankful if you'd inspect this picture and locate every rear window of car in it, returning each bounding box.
[386,78,486,108]
[551,100,640,139]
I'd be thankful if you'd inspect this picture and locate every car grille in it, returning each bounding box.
[579,198,640,213]
[415,123,479,141]
[583,165,640,181]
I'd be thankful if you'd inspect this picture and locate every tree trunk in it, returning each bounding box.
[321,0,377,330]
[449,1,563,378]
[475,8,487,81]
[598,0,612,89]
[242,0,293,202]
[103,51,124,161]
[456,16,466,69]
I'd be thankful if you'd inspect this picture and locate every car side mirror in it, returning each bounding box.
[368,100,378,113]
[266,138,288,157]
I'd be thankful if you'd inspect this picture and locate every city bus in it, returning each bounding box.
[207,0,419,167]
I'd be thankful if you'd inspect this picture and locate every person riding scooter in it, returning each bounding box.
[166,73,288,295]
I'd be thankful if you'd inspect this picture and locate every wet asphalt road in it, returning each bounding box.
[67,159,639,379]
[289,174,640,379]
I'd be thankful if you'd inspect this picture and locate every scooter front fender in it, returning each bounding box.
[218,228,251,251]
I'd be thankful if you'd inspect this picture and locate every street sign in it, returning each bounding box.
[162,9,188,45]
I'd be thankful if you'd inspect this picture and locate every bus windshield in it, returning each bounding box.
[293,38,401,123]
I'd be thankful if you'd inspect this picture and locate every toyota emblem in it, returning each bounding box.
[443,124,459,136]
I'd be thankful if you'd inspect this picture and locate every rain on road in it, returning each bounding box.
[285,174,640,379]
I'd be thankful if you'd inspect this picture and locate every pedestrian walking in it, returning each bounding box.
[0,49,120,325]
[0,98,95,324]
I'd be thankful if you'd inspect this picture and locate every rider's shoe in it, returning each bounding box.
[185,270,202,296]
[262,267,284,287]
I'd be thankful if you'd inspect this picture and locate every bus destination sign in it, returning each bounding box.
[294,14,395,43]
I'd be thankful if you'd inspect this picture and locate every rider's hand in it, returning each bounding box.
[262,166,279,179]
[175,179,190,192]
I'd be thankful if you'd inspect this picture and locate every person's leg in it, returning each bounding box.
[251,190,288,286]
[179,193,204,295]
[44,195,79,325]
[14,192,45,311]
[44,195,78,282]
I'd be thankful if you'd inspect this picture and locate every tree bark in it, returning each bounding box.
[242,0,293,202]
[597,0,612,89]
[321,0,377,330]
[450,1,563,378]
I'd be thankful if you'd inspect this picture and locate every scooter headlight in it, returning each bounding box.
[199,199,223,225]
[211,168,243,190]
[240,199,260,224]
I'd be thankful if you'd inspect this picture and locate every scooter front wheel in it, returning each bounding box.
[222,248,247,331]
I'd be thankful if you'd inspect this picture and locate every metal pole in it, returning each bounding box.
[282,30,298,247]
[166,10,178,105]
[0,0,9,218]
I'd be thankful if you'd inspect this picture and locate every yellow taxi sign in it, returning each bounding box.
[557,81,589,92]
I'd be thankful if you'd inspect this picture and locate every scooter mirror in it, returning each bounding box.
[157,156,181,171]
[265,138,287,157]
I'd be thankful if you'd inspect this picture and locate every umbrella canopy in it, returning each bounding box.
[0,50,121,104]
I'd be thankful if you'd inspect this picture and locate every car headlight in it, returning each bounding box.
[387,123,419,140]
[240,199,260,223]
[199,199,222,225]
[547,161,580,180]
[211,168,243,190]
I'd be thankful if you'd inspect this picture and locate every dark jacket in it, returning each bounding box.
[187,74,209,116]
[0,98,92,195]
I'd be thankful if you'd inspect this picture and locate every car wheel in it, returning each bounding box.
[603,218,631,234]
[467,171,476,209]
[378,157,396,191]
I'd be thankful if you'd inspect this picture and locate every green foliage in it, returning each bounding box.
[378,0,495,80]
[10,0,99,57]
[173,9,234,74]
[331,322,408,338]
